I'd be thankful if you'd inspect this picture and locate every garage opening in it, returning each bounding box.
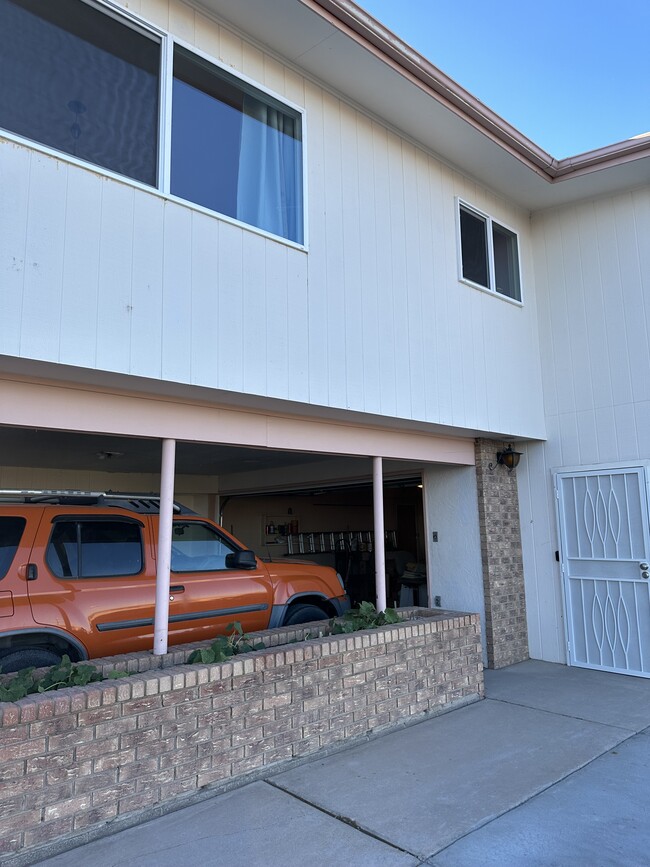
[0,424,434,612]
[220,477,427,608]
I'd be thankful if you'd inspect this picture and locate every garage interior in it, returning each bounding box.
[0,426,429,608]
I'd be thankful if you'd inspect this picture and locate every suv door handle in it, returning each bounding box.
[170,585,185,593]
[27,564,38,581]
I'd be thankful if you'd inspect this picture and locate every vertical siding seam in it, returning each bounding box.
[128,190,136,374]
[93,181,105,369]
[57,166,70,363]
[17,150,33,357]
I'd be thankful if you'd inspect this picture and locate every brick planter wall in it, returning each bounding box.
[475,438,529,668]
[0,609,482,865]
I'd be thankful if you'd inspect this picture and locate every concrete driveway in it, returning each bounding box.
[31,660,650,866]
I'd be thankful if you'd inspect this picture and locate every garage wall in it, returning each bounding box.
[222,486,423,553]
[222,493,373,551]
[0,0,545,441]
[422,465,486,660]
[0,466,219,518]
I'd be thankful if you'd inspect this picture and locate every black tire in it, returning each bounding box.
[0,648,62,674]
[283,603,330,626]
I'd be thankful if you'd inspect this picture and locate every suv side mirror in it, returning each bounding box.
[225,550,257,570]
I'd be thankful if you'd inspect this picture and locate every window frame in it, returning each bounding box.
[170,519,241,574]
[456,198,523,304]
[167,36,306,246]
[0,516,27,580]
[0,0,307,249]
[46,516,145,579]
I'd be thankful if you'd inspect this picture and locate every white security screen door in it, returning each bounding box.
[555,466,650,677]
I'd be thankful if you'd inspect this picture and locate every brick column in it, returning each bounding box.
[474,438,529,668]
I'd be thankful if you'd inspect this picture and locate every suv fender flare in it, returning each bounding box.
[268,592,349,629]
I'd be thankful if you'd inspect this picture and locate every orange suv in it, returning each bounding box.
[0,491,350,672]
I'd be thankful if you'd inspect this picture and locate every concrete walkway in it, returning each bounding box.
[33,660,650,866]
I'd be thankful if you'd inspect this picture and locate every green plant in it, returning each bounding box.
[331,601,400,634]
[187,622,266,664]
[0,654,128,702]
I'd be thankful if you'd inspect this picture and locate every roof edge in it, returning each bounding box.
[304,0,650,183]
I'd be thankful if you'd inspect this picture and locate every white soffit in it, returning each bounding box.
[198,0,650,211]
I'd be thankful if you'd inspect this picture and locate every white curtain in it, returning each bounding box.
[236,96,303,244]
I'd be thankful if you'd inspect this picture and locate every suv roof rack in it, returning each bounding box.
[0,490,196,514]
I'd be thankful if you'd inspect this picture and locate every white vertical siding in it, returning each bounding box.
[130,192,165,379]
[96,182,136,373]
[521,186,650,663]
[0,0,544,440]
[19,152,67,363]
[189,211,219,388]
[0,140,30,358]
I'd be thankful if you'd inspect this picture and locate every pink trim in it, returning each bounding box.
[0,375,478,465]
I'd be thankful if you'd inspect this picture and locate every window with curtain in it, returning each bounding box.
[0,0,305,245]
[171,46,304,244]
[458,201,522,302]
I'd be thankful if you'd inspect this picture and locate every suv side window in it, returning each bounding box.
[171,522,237,572]
[0,516,27,579]
[47,520,143,578]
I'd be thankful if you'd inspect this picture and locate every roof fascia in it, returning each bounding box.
[305,0,650,183]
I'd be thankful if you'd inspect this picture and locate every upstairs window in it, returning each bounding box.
[172,48,303,245]
[0,0,304,245]
[0,0,160,186]
[458,201,522,302]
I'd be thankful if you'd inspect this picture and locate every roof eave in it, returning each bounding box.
[306,0,650,183]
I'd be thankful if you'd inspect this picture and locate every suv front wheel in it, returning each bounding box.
[283,603,330,626]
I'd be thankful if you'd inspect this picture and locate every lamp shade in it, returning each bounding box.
[497,445,522,471]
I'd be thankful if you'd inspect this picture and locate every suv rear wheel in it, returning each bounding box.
[0,647,62,674]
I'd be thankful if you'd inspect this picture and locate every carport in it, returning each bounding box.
[0,371,478,653]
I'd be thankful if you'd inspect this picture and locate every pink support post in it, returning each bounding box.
[373,456,387,612]
[153,438,176,655]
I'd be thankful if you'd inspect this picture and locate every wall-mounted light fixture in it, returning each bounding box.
[488,444,522,473]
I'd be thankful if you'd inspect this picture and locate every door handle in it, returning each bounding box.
[27,564,38,581]
[170,585,185,593]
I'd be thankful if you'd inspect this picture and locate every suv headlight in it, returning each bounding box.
[336,571,346,592]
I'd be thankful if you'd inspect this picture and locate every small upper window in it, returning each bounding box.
[458,202,521,302]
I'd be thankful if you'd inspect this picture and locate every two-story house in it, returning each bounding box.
[1,0,649,676]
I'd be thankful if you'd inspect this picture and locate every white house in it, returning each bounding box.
[1,0,649,675]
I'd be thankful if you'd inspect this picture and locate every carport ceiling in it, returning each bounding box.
[0,428,335,475]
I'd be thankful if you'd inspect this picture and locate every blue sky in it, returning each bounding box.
[359,1,650,158]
